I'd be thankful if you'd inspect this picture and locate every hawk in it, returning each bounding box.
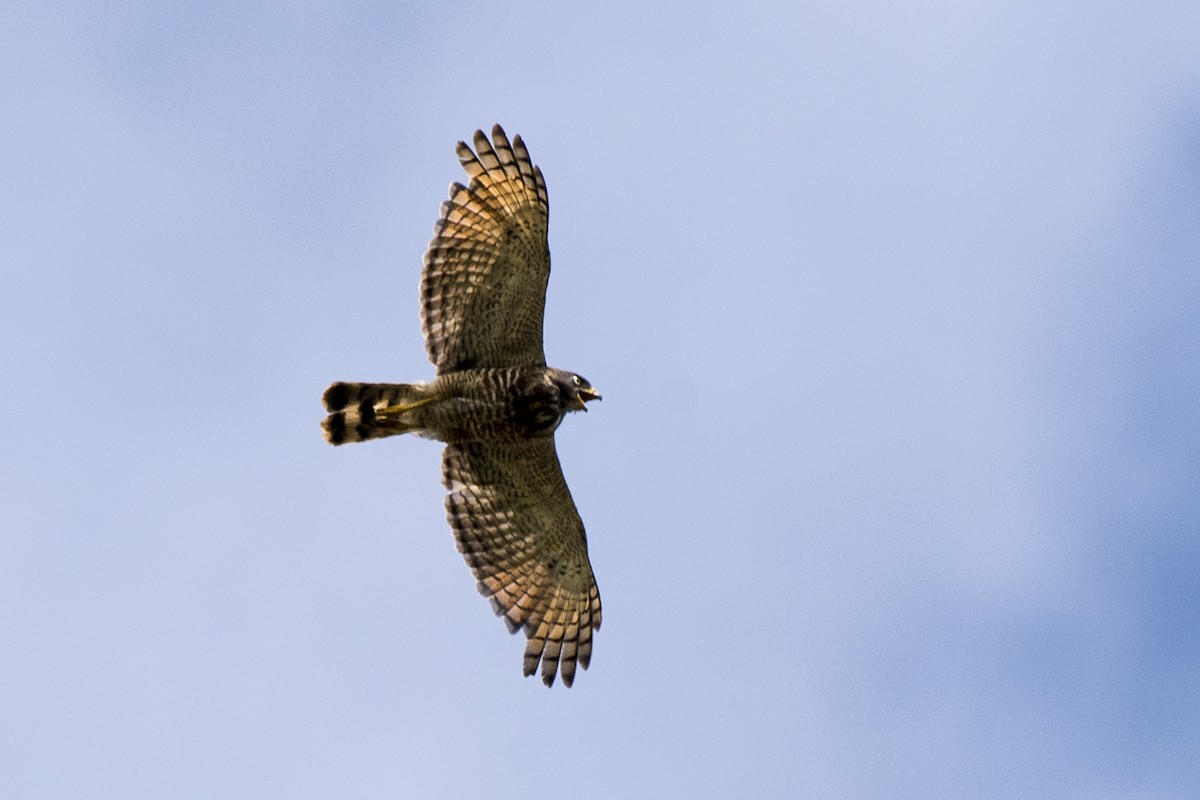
[321,125,602,687]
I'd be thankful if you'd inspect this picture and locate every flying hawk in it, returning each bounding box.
[322,125,602,687]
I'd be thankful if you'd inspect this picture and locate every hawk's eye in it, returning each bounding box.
[572,375,581,386]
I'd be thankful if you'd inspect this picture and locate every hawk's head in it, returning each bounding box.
[551,370,602,412]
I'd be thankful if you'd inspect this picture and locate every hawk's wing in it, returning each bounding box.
[421,125,550,374]
[442,438,601,687]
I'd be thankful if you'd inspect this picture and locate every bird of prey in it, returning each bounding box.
[321,125,602,687]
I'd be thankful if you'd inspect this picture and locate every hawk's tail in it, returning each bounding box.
[321,382,434,445]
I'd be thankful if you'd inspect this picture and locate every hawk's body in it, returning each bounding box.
[321,126,602,687]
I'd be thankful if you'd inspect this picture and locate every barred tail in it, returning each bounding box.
[321,382,434,445]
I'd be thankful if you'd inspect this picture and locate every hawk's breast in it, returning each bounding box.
[426,367,566,443]
[512,383,565,435]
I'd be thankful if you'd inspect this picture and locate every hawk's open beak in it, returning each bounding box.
[576,387,602,410]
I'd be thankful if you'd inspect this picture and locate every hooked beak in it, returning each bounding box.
[575,386,602,410]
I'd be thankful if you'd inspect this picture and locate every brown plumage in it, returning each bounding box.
[321,126,602,687]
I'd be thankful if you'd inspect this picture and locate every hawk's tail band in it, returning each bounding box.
[321,382,434,445]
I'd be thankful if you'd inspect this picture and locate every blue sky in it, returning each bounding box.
[3,2,1199,797]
